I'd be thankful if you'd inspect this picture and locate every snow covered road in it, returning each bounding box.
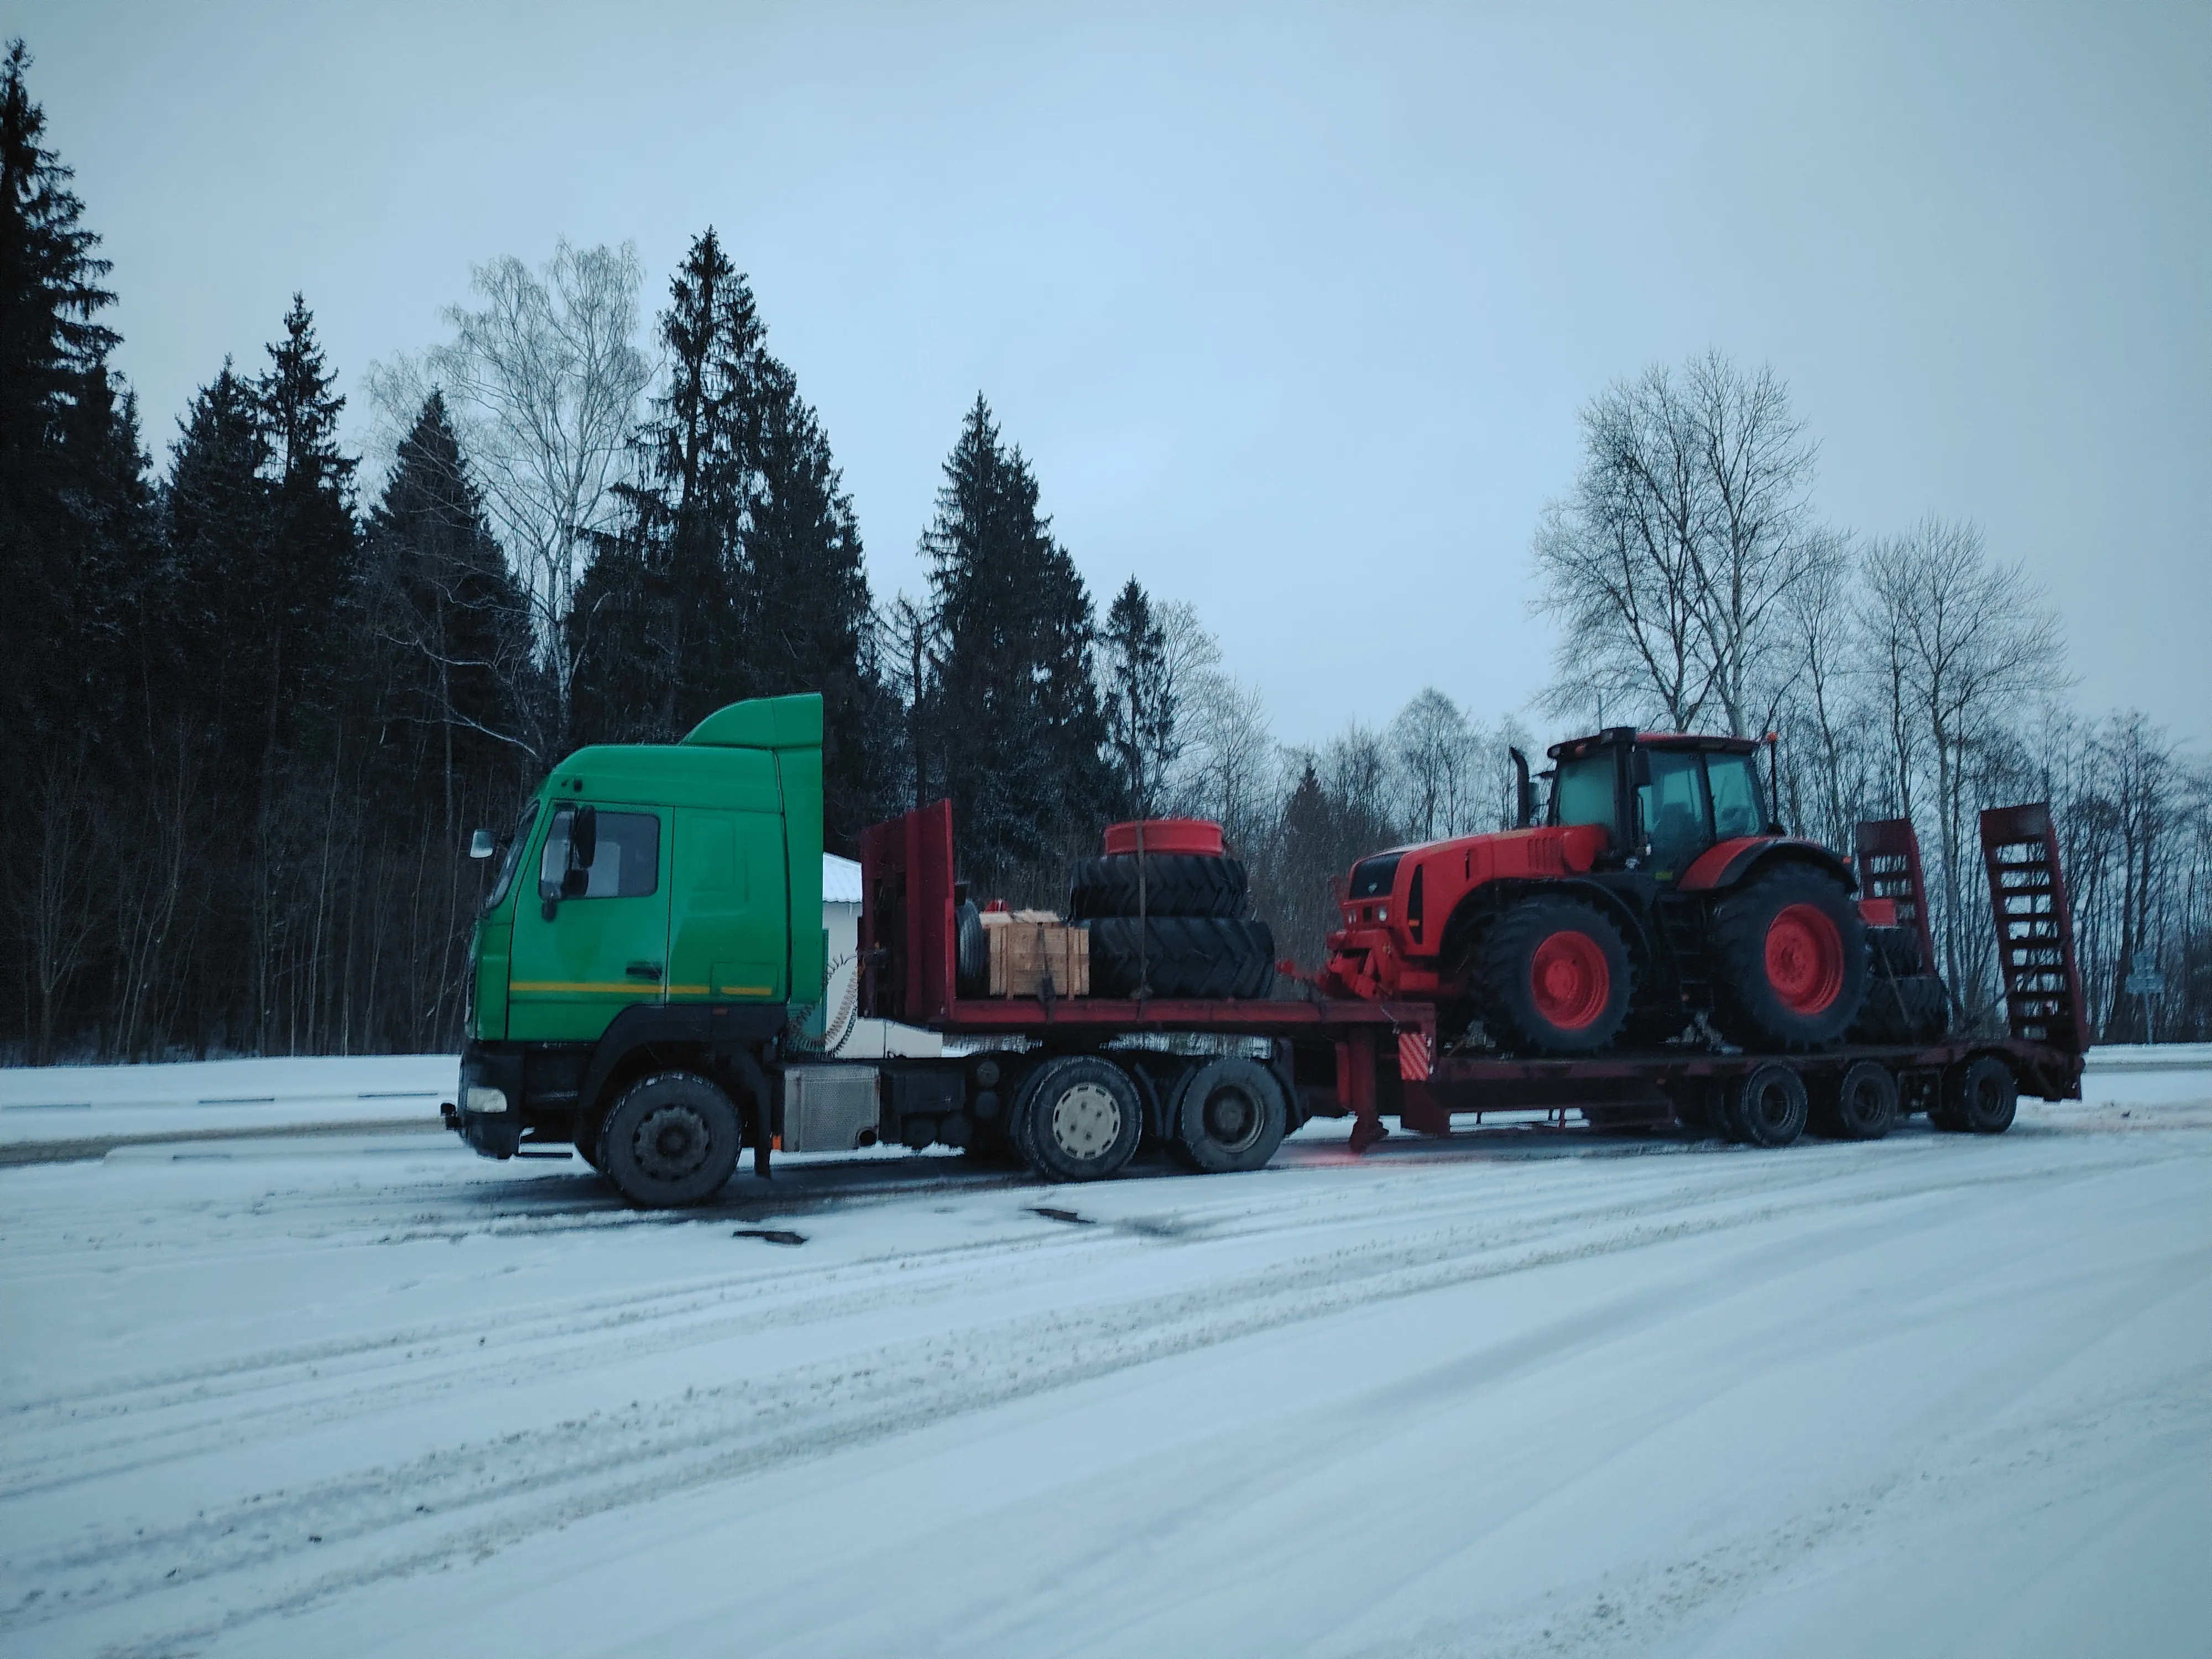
[3,1078,2208,1657]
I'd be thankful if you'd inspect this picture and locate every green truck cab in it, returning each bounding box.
[449,694,826,1198]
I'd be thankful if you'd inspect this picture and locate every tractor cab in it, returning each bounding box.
[1546,727,1776,885]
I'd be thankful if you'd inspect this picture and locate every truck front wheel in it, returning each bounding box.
[597,1072,744,1207]
[1013,1056,1144,1182]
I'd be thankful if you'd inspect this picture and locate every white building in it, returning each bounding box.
[820,853,939,1057]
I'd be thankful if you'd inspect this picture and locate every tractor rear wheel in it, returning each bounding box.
[1478,898,1632,1055]
[1709,869,1868,1051]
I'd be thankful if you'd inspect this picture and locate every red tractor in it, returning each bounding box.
[1320,728,1871,1055]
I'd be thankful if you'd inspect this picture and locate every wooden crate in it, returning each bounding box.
[983,912,1091,998]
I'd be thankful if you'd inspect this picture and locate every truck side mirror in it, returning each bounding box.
[469,828,495,859]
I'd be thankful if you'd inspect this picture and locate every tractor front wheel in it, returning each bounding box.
[1478,898,1632,1055]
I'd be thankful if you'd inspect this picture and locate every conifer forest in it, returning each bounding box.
[5,41,2209,1063]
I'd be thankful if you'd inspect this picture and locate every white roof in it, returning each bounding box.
[823,853,863,904]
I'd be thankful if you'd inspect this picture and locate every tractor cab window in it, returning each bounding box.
[1551,754,1618,838]
[1707,753,1766,839]
[539,806,661,900]
[1639,749,1710,880]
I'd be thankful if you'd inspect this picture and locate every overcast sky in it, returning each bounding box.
[25,1,2212,750]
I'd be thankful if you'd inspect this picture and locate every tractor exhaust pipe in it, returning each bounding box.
[1509,747,1536,828]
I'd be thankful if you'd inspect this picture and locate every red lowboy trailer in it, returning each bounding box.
[853,800,2087,1178]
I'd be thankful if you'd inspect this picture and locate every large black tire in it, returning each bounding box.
[1011,1054,1144,1181]
[956,900,989,995]
[596,1072,744,1207]
[1948,1054,2018,1135]
[1867,925,1925,977]
[1709,869,1869,1051]
[1477,898,1632,1055]
[1730,1062,1809,1147]
[1850,973,1951,1045]
[1089,917,1276,999]
[1068,854,1250,920]
[1812,1059,1899,1140]
[1170,1057,1288,1173]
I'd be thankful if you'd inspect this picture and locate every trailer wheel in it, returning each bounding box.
[1814,1060,1899,1141]
[1478,898,1632,1054]
[1729,1062,1809,1147]
[1948,1055,2018,1135]
[1013,1055,1144,1181]
[1170,1057,1288,1173]
[596,1072,743,1207]
[1709,869,1868,1051]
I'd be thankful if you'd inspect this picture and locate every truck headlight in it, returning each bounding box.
[464,1085,509,1114]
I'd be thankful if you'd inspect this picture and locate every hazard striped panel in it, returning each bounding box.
[1397,1030,1431,1081]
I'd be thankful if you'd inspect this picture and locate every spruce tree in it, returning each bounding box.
[571,227,759,743]
[363,392,534,831]
[1102,576,1175,818]
[744,358,890,851]
[255,293,358,732]
[0,36,128,750]
[924,394,1110,884]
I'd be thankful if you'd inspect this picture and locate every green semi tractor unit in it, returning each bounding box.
[454,693,844,1201]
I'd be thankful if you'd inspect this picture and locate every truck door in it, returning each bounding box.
[666,808,789,1005]
[507,803,672,1041]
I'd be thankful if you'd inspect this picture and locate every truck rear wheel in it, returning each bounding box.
[1170,1057,1287,1173]
[1948,1055,2018,1135]
[1478,898,1632,1055]
[1730,1062,1809,1147]
[1013,1055,1144,1182]
[597,1072,743,1207]
[1814,1060,1898,1140]
[1709,869,1868,1051]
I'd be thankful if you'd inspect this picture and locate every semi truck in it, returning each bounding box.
[446,694,2090,1206]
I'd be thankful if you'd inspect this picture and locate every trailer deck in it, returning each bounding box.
[858,799,2088,1154]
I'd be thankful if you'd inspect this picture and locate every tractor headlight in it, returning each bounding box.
[464,1085,509,1115]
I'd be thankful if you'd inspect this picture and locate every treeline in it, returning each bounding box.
[6,43,2207,1062]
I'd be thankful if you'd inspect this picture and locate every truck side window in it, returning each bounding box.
[539,807,661,900]
[1706,754,1765,839]
[483,799,539,914]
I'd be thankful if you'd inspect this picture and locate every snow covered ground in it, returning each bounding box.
[2,1058,2208,1657]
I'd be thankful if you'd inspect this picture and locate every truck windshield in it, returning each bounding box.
[1551,754,1616,834]
[482,800,539,915]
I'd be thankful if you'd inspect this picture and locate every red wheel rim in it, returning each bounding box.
[1530,930,1610,1030]
[1766,903,1844,1014]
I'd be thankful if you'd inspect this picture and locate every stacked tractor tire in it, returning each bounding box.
[1069,820,1275,999]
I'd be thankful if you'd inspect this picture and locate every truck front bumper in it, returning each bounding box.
[446,1043,525,1160]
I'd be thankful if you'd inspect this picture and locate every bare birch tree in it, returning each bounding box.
[369,240,649,740]
[1866,517,2065,1007]
[1534,352,1819,737]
